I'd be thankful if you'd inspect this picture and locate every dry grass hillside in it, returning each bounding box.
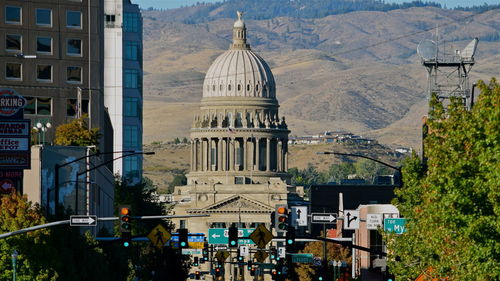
[142,7,500,150]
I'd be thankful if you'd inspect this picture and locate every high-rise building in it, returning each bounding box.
[104,0,143,182]
[1,0,109,144]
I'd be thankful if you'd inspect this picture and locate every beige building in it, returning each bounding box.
[171,12,292,281]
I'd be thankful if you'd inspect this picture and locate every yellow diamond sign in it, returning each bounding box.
[249,223,273,249]
[254,250,269,263]
[147,224,171,249]
[215,250,230,262]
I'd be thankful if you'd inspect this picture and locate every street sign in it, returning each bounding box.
[256,263,274,269]
[254,250,268,263]
[384,218,407,234]
[366,214,383,230]
[182,249,202,255]
[313,257,322,266]
[249,224,273,249]
[171,232,205,248]
[343,210,360,230]
[311,213,337,224]
[291,206,308,226]
[208,228,255,245]
[215,250,230,262]
[278,247,286,258]
[290,253,313,263]
[70,215,97,226]
[240,245,250,257]
[147,224,172,249]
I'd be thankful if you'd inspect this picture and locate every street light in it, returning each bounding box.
[317,151,402,186]
[33,121,52,145]
[11,250,18,281]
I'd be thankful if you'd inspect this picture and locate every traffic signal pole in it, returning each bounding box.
[0,214,210,239]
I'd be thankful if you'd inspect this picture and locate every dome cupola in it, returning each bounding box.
[202,11,276,99]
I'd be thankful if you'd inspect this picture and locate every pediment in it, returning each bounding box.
[187,195,274,214]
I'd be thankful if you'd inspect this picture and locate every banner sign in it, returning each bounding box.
[0,138,29,151]
[0,120,30,136]
[0,88,26,118]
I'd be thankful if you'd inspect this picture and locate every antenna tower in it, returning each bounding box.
[417,33,479,110]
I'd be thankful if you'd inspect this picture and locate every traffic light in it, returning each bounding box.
[237,253,244,262]
[228,224,238,248]
[195,271,201,280]
[270,247,277,260]
[250,267,256,276]
[119,206,131,247]
[193,257,199,266]
[178,228,188,248]
[247,260,252,270]
[202,243,209,261]
[285,226,296,252]
[275,204,288,233]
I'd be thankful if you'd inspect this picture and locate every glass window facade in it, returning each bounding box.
[36,9,52,26]
[124,125,140,148]
[5,6,21,24]
[123,13,139,32]
[36,65,52,81]
[24,97,52,115]
[36,37,52,53]
[66,10,81,28]
[66,99,89,117]
[123,156,140,179]
[124,97,139,117]
[6,63,21,80]
[67,39,82,56]
[6,34,21,51]
[124,41,140,61]
[124,69,139,88]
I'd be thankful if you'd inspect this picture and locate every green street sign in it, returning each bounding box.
[384,218,407,234]
[255,263,275,269]
[208,228,255,245]
[291,253,314,263]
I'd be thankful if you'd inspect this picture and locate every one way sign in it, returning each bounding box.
[70,215,97,226]
[343,210,359,229]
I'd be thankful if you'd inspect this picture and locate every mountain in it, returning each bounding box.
[141,6,500,150]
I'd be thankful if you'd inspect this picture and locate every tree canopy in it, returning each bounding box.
[386,78,500,280]
[54,114,100,147]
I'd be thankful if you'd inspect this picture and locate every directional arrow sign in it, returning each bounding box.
[343,210,360,230]
[70,215,97,226]
[311,213,337,224]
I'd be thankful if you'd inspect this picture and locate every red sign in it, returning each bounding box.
[0,88,26,117]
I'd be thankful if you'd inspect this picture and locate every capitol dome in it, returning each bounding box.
[202,12,276,99]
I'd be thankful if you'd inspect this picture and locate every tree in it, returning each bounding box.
[386,78,500,281]
[54,114,100,147]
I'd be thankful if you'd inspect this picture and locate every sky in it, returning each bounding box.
[132,0,500,10]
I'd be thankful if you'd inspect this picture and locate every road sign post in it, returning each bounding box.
[384,218,407,234]
[343,210,360,230]
[311,213,337,224]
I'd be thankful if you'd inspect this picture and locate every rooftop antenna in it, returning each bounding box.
[417,33,479,110]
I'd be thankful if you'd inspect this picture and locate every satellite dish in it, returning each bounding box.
[417,39,437,61]
[461,38,478,60]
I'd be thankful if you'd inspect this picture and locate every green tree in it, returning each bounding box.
[326,162,356,183]
[386,78,500,281]
[54,114,100,147]
[354,159,393,182]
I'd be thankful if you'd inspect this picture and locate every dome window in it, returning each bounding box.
[237,84,241,91]
[220,85,223,91]
[228,84,232,91]
[247,84,251,91]
[212,85,216,91]
[256,84,259,92]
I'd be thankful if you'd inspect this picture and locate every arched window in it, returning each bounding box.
[247,84,250,91]
[237,84,241,91]
[228,84,232,91]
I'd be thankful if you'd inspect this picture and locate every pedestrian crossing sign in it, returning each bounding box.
[249,223,273,249]
[147,224,172,249]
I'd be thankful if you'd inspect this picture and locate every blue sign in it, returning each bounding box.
[170,233,205,242]
[384,218,407,234]
[208,228,255,245]
[290,253,313,263]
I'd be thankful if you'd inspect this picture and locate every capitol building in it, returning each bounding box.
[171,12,297,280]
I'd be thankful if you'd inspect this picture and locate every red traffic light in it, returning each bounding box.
[277,207,287,214]
[120,207,130,216]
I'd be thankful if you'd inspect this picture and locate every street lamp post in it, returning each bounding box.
[33,121,52,145]
[11,250,18,281]
[317,151,402,186]
[73,151,155,215]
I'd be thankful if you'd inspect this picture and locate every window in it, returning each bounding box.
[6,63,22,80]
[123,13,139,32]
[36,37,52,53]
[66,10,81,28]
[124,41,139,60]
[67,39,82,56]
[236,147,242,165]
[105,14,115,23]
[36,65,52,81]
[67,98,89,117]
[124,97,139,117]
[124,125,140,147]
[6,34,21,52]
[24,97,52,115]
[66,66,82,83]
[124,69,139,88]
[36,9,52,26]
[124,155,140,178]
[211,147,216,166]
[5,6,21,24]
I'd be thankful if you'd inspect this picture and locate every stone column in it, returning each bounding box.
[284,141,288,171]
[243,138,248,170]
[190,140,194,171]
[218,137,223,171]
[266,137,271,171]
[229,138,234,171]
[255,137,260,171]
[222,138,227,171]
[277,139,281,172]
[208,137,212,171]
[201,138,206,171]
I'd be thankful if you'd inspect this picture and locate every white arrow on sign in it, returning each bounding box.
[70,215,97,226]
[311,213,337,223]
[212,233,221,239]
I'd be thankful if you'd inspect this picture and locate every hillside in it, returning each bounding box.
[142,6,500,150]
